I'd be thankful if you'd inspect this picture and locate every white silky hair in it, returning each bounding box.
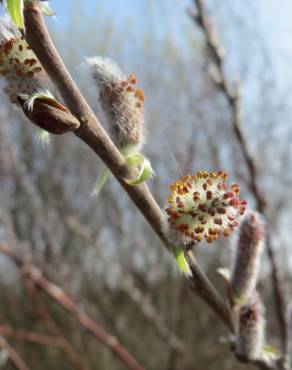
[85,56,126,88]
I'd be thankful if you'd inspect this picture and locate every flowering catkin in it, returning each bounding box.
[235,293,265,361]
[231,211,264,302]
[164,171,246,246]
[86,56,145,151]
[0,15,52,103]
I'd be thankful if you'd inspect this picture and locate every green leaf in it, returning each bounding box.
[6,0,23,28]
[233,296,247,306]
[171,245,192,277]
[40,2,55,16]
[91,166,111,196]
[262,345,281,356]
[125,153,154,186]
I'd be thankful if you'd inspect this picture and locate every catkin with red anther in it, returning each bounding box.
[164,171,246,247]
[0,15,52,103]
[86,56,145,152]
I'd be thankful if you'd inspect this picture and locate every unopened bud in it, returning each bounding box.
[231,212,264,302]
[18,95,80,135]
[235,293,265,361]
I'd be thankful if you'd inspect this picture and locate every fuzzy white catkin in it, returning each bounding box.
[86,56,125,87]
[235,293,265,361]
[86,56,145,150]
[231,211,264,301]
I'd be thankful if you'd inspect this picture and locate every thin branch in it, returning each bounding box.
[118,273,192,361]
[0,336,31,370]
[0,324,90,370]
[23,1,166,246]
[0,325,64,348]
[20,281,89,370]
[190,0,287,352]
[0,243,145,370]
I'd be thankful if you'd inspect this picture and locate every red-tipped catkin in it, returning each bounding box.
[0,16,52,103]
[231,212,264,301]
[86,56,145,150]
[235,293,265,361]
[164,171,246,246]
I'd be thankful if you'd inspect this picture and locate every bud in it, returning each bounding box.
[231,212,264,302]
[235,293,265,361]
[18,94,80,135]
[164,171,246,246]
[0,15,52,103]
[86,56,145,151]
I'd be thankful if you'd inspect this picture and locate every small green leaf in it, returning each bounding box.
[233,296,247,306]
[171,245,192,277]
[125,153,154,186]
[91,166,111,197]
[262,345,281,356]
[40,2,55,16]
[6,0,23,28]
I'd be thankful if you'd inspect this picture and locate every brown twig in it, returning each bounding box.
[190,0,287,352]
[0,243,145,370]
[0,336,31,370]
[118,273,192,361]
[11,282,88,370]
[22,0,233,335]
[0,325,64,348]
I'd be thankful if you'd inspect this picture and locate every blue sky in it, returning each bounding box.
[48,0,292,85]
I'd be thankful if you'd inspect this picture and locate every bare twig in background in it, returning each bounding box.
[0,325,64,348]
[19,280,89,370]
[189,0,288,353]
[0,336,31,370]
[0,243,145,370]
[118,273,192,361]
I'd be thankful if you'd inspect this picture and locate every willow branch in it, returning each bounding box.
[190,0,287,352]
[0,336,31,370]
[0,326,64,348]
[0,243,145,370]
[0,324,89,370]
[22,1,233,334]
[118,273,192,360]
[20,281,88,370]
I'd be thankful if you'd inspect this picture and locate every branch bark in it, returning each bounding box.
[0,336,31,370]
[0,326,64,348]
